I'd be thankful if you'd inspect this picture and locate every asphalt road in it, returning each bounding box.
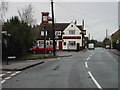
[2,48,118,89]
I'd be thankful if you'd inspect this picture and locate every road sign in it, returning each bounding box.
[8,56,16,59]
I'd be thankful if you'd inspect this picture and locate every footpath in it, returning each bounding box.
[109,49,120,56]
[0,51,77,71]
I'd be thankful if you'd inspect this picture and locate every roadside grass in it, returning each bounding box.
[24,54,59,60]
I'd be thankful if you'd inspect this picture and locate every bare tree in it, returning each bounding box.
[0,1,8,22]
[18,4,36,26]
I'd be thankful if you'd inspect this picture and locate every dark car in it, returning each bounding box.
[30,45,53,54]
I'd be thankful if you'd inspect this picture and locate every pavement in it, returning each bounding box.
[109,49,120,56]
[0,51,77,71]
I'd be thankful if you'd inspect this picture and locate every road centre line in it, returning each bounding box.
[15,71,21,74]
[88,71,102,90]
[85,62,88,68]
[0,74,5,77]
[4,77,11,80]
[86,57,90,60]
[0,80,6,84]
[10,73,17,77]
[7,72,12,74]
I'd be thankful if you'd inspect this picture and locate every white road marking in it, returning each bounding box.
[4,77,11,80]
[0,80,6,84]
[7,72,12,74]
[86,57,90,60]
[57,58,60,60]
[27,60,34,61]
[0,74,5,77]
[85,62,88,68]
[88,71,102,89]
[15,71,21,74]
[10,73,17,77]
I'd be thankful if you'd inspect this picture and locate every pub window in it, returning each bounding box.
[55,31,61,35]
[69,41,76,46]
[64,42,66,46]
[41,31,47,36]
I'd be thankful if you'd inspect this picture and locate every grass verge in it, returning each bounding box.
[24,54,59,60]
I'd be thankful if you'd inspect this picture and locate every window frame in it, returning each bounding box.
[69,30,75,34]
[69,41,76,46]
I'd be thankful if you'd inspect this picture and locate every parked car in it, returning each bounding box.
[30,45,53,54]
[105,45,110,49]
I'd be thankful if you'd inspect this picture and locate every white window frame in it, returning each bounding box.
[41,31,47,36]
[55,31,61,36]
[69,30,75,34]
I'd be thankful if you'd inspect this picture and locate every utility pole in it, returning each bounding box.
[51,0,56,56]
[89,34,90,40]
[44,24,46,54]
[106,29,108,39]
[82,20,84,30]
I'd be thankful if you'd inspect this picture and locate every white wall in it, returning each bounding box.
[62,22,83,50]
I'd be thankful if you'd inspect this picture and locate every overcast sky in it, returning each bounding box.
[2,0,119,41]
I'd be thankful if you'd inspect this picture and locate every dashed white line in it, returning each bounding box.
[0,74,5,77]
[4,77,11,80]
[15,71,21,74]
[0,80,6,84]
[7,72,12,74]
[85,62,88,68]
[10,73,17,77]
[86,57,90,60]
[88,71,102,89]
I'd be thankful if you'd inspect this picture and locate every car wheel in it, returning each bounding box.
[48,50,52,54]
[33,50,37,54]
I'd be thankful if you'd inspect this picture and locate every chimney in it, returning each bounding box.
[82,20,84,30]
[75,20,77,24]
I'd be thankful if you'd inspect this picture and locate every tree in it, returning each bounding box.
[2,16,37,59]
[0,1,8,22]
[102,38,111,48]
[18,4,36,26]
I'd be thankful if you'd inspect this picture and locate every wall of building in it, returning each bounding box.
[62,39,82,50]
[62,22,82,50]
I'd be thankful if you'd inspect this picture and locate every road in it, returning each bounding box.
[2,48,118,89]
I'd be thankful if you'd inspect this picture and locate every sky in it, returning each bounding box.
[1,0,119,41]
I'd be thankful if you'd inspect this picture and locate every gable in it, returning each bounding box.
[63,22,82,35]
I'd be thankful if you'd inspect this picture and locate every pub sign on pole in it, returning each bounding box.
[41,12,49,24]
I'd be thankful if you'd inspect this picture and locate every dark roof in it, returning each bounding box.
[77,25,83,30]
[40,23,83,40]
[41,23,70,31]
[41,23,83,31]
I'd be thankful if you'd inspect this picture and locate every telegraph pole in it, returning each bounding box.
[106,29,108,39]
[44,24,46,54]
[51,0,56,56]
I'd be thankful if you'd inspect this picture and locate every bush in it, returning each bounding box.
[2,16,37,60]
